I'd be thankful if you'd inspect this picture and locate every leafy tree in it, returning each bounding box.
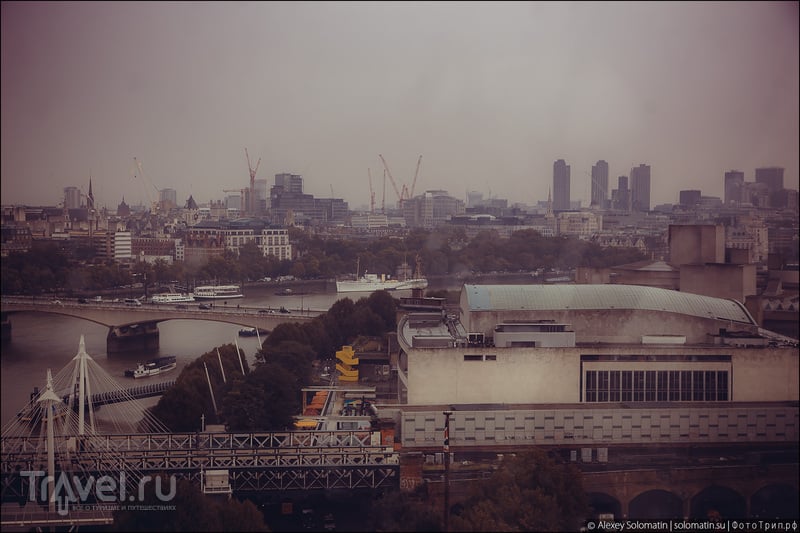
[368,488,443,532]
[450,450,589,532]
[148,344,248,431]
[112,477,268,531]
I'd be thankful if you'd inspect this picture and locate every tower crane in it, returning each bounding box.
[378,154,404,208]
[410,155,422,199]
[133,157,162,214]
[367,169,376,213]
[378,154,423,209]
[245,148,261,215]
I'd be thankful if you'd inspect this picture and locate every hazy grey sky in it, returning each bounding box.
[2,1,798,210]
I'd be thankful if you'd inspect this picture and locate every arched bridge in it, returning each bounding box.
[1,298,320,352]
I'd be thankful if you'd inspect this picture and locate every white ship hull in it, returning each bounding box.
[125,357,177,379]
[336,279,402,293]
[336,277,428,293]
[393,278,428,290]
[151,294,196,304]
[193,285,244,300]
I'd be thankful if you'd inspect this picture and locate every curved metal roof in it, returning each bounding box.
[463,284,756,325]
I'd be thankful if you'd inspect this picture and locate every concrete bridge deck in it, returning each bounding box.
[1,297,321,351]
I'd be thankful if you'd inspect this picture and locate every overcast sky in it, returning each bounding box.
[2,1,798,211]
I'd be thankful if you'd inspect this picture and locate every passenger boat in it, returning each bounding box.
[238,327,269,337]
[151,293,196,304]
[336,256,428,293]
[192,285,244,300]
[124,356,178,379]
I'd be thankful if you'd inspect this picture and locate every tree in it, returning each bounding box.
[112,477,268,531]
[148,344,248,431]
[450,450,589,532]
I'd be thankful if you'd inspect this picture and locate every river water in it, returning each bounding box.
[0,284,433,426]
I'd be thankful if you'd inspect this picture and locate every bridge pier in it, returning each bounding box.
[1,312,10,344]
[107,322,159,353]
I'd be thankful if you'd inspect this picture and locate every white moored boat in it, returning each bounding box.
[151,293,196,304]
[336,256,428,293]
[192,285,244,300]
[124,356,177,379]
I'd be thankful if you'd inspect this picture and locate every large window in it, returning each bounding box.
[584,369,729,403]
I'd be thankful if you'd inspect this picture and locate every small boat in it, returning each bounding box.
[193,285,244,300]
[124,356,178,379]
[238,327,269,337]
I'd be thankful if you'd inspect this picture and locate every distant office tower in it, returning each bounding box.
[275,173,304,194]
[630,164,651,212]
[160,188,177,210]
[679,190,701,207]
[591,160,609,208]
[225,194,241,210]
[254,179,268,213]
[64,186,81,209]
[724,170,744,206]
[755,167,784,192]
[613,176,630,211]
[553,159,570,211]
[466,190,483,208]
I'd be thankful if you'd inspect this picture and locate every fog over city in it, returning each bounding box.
[2,1,798,210]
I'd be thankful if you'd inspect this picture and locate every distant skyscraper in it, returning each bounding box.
[630,164,651,212]
[613,176,630,211]
[160,188,177,210]
[724,170,744,206]
[254,179,268,213]
[755,167,784,192]
[553,159,570,211]
[591,160,609,208]
[64,186,81,209]
[679,190,701,207]
[466,190,483,208]
[275,173,303,194]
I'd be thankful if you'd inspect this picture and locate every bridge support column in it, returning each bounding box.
[1,313,10,343]
[619,498,629,520]
[107,323,159,353]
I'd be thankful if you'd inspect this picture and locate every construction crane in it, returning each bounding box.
[378,154,423,209]
[410,155,422,199]
[367,169,376,213]
[245,148,261,215]
[133,157,161,214]
[378,154,404,208]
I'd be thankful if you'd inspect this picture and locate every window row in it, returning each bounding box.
[584,370,729,402]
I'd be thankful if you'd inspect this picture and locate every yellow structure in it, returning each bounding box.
[335,345,359,382]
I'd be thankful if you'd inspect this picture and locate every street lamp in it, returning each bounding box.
[443,410,453,532]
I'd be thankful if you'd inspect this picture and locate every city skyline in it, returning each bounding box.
[2,2,798,210]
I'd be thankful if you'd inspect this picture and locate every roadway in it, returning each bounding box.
[1,296,324,331]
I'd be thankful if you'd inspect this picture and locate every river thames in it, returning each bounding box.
[0,283,427,426]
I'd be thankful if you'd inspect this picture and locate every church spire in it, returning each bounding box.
[87,176,94,210]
